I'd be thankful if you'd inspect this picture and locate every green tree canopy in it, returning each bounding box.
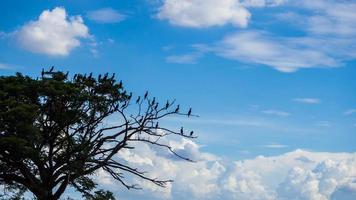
[0,69,195,200]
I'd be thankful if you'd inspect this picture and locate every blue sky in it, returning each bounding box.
[1,0,356,199]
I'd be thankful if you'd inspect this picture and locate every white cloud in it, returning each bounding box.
[263,144,288,148]
[344,109,356,116]
[15,7,90,56]
[262,110,291,117]
[156,0,251,28]
[87,8,126,24]
[214,31,338,72]
[0,63,13,69]
[166,52,202,64]
[96,139,356,200]
[293,98,321,104]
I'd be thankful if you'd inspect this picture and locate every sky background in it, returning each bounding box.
[0,0,356,199]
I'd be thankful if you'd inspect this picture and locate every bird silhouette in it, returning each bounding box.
[187,108,192,117]
[190,131,194,137]
[136,96,141,104]
[152,97,156,105]
[111,73,115,80]
[154,103,159,110]
[155,122,159,128]
[118,80,122,88]
[165,100,169,109]
[175,105,180,113]
[144,91,148,99]
[180,127,184,135]
[103,73,108,80]
[98,74,102,80]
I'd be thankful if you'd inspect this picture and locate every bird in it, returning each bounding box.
[49,66,54,72]
[111,73,115,80]
[144,91,148,99]
[180,127,184,135]
[136,96,141,104]
[98,74,102,80]
[187,108,192,117]
[175,105,180,113]
[165,100,169,109]
[155,122,159,129]
[190,131,194,137]
[152,97,156,105]
[118,80,122,88]
[103,73,108,80]
[154,103,159,110]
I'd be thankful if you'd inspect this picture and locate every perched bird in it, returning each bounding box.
[190,131,194,137]
[175,105,180,113]
[180,127,184,135]
[136,96,141,104]
[165,100,169,109]
[154,103,159,110]
[103,73,108,80]
[98,74,102,80]
[187,108,192,117]
[49,66,54,72]
[155,122,159,129]
[152,97,156,105]
[118,80,122,88]
[111,73,115,80]
[144,91,148,99]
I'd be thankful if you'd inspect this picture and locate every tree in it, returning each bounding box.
[0,69,196,200]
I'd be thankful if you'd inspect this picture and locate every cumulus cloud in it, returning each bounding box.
[293,98,321,104]
[87,8,126,24]
[156,0,251,28]
[95,138,356,200]
[15,7,90,56]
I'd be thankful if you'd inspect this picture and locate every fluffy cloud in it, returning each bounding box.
[16,7,90,56]
[95,138,356,200]
[87,8,126,24]
[157,0,251,28]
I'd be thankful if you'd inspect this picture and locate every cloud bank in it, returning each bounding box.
[15,7,90,56]
[95,138,356,200]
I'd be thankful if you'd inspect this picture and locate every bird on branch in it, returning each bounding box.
[187,108,192,117]
[165,100,169,109]
[180,127,184,135]
[136,96,141,104]
[144,91,148,99]
[190,131,194,137]
[175,105,180,113]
